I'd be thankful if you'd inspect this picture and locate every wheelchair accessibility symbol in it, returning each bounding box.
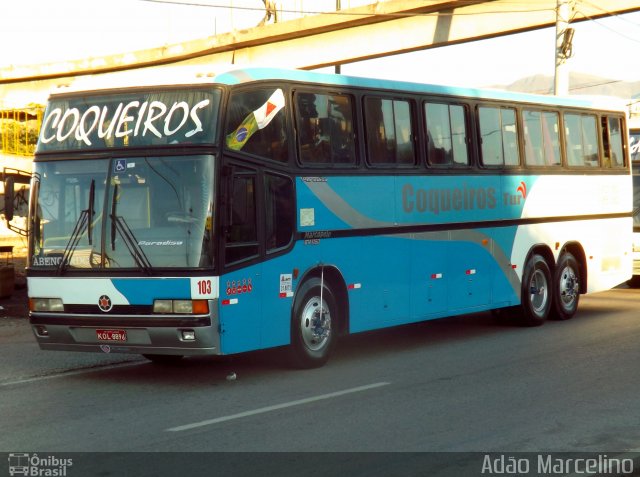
[113,159,127,173]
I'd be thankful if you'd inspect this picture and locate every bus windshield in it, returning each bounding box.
[31,154,215,271]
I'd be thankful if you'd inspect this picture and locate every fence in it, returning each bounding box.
[0,106,44,157]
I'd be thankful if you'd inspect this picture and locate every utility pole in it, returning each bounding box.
[554,0,574,95]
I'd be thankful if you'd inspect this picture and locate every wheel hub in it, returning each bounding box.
[300,297,331,351]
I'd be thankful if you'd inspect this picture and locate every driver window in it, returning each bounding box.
[225,167,259,265]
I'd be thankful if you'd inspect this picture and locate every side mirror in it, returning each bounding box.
[3,176,15,222]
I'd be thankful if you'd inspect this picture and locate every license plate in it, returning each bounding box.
[96,329,127,342]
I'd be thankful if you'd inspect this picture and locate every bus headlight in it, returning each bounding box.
[153,300,173,313]
[173,300,194,314]
[29,298,64,312]
[153,299,209,314]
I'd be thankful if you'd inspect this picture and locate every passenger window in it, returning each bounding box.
[425,102,468,166]
[523,110,561,167]
[265,173,294,253]
[365,98,414,165]
[602,116,625,168]
[479,106,520,167]
[295,92,356,166]
[565,113,599,167]
[225,88,287,162]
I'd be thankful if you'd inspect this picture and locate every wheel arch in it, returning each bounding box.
[524,244,555,274]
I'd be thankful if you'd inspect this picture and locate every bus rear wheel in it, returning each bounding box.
[551,252,580,320]
[289,277,337,368]
[520,254,552,326]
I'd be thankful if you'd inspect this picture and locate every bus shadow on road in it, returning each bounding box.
[72,296,628,386]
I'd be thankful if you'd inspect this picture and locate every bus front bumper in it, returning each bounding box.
[29,313,222,356]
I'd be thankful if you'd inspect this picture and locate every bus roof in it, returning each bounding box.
[213,67,625,112]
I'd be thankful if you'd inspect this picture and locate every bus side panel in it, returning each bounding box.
[488,225,522,308]
[259,253,302,349]
[218,263,263,355]
[409,233,449,319]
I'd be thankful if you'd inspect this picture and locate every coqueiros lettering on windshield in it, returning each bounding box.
[40,99,211,146]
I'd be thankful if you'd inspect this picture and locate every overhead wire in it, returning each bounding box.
[136,0,556,18]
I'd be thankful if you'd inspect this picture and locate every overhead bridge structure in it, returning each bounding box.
[1,0,639,107]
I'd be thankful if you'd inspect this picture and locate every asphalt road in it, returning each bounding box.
[1,286,639,476]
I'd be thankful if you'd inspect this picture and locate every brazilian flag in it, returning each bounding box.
[226,89,285,151]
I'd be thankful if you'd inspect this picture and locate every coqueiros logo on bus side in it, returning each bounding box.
[40,99,211,146]
[401,181,527,215]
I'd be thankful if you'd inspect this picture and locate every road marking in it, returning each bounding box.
[166,381,391,432]
[0,361,143,387]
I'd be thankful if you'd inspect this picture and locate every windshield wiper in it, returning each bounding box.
[57,179,95,275]
[87,179,95,245]
[110,184,153,275]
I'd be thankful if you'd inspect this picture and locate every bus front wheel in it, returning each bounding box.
[551,252,580,320]
[289,277,337,368]
[520,254,552,326]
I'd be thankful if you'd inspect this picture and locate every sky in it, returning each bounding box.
[0,0,639,89]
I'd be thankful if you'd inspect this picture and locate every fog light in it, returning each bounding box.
[35,325,49,337]
[181,330,196,341]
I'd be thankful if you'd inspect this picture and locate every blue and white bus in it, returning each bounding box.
[11,68,632,367]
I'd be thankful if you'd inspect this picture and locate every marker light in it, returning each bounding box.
[29,298,64,312]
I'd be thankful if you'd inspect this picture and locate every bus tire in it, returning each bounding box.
[551,252,580,320]
[142,354,184,365]
[520,254,552,326]
[289,277,337,369]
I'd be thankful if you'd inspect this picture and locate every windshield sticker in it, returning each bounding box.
[113,159,127,174]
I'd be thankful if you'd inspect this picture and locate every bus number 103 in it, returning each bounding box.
[197,279,212,295]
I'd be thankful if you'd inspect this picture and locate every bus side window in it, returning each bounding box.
[265,173,294,253]
[425,102,469,167]
[225,168,259,265]
[478,106,520,167]
[364,97,415,166]
[524,110,561,167]
[565,113,599,167]
[225,89,287,162]
[295,92,357,166]
[602,116,625,168]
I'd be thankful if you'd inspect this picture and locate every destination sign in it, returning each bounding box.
[37,88,220,152]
